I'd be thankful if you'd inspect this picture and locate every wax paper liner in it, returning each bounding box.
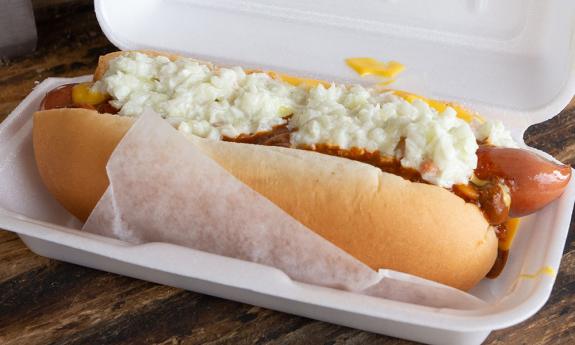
[83,110,485,309]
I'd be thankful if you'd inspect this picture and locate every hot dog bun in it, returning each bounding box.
[33,108,497,290]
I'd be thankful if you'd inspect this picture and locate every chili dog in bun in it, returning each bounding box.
[33,51,572,290]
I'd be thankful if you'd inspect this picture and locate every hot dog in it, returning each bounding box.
[32,51,572,290]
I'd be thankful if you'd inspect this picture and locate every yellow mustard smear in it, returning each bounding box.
[344,57,481,123]
[345,57,405,79]
[520,266,556,279]
[267,71,331,88]
[72,83,109,105]
[500,218,521,251]
[498,218,556,281]
[390,90,480,124]
[377,78,397,87]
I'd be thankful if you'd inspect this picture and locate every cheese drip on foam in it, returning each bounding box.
[95,52,517,188]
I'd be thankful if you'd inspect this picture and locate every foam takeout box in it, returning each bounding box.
[1,0,575,344]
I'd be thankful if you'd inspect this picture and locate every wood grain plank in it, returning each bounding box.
[0,263,182,345]
[524,108,575,165]
[0,231,50,282]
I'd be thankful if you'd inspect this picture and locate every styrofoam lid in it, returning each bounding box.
[95,0,575,126]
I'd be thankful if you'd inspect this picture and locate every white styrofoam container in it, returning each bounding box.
[1,1,575,344]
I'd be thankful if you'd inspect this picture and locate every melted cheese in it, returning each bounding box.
[392,90,478,123]
[519,266,556,279]
[346,58,405,78]
[500,218,520,251]
[73,83,109,105]
[268,71,330,88]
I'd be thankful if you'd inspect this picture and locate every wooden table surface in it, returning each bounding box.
[1,2,574,344]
